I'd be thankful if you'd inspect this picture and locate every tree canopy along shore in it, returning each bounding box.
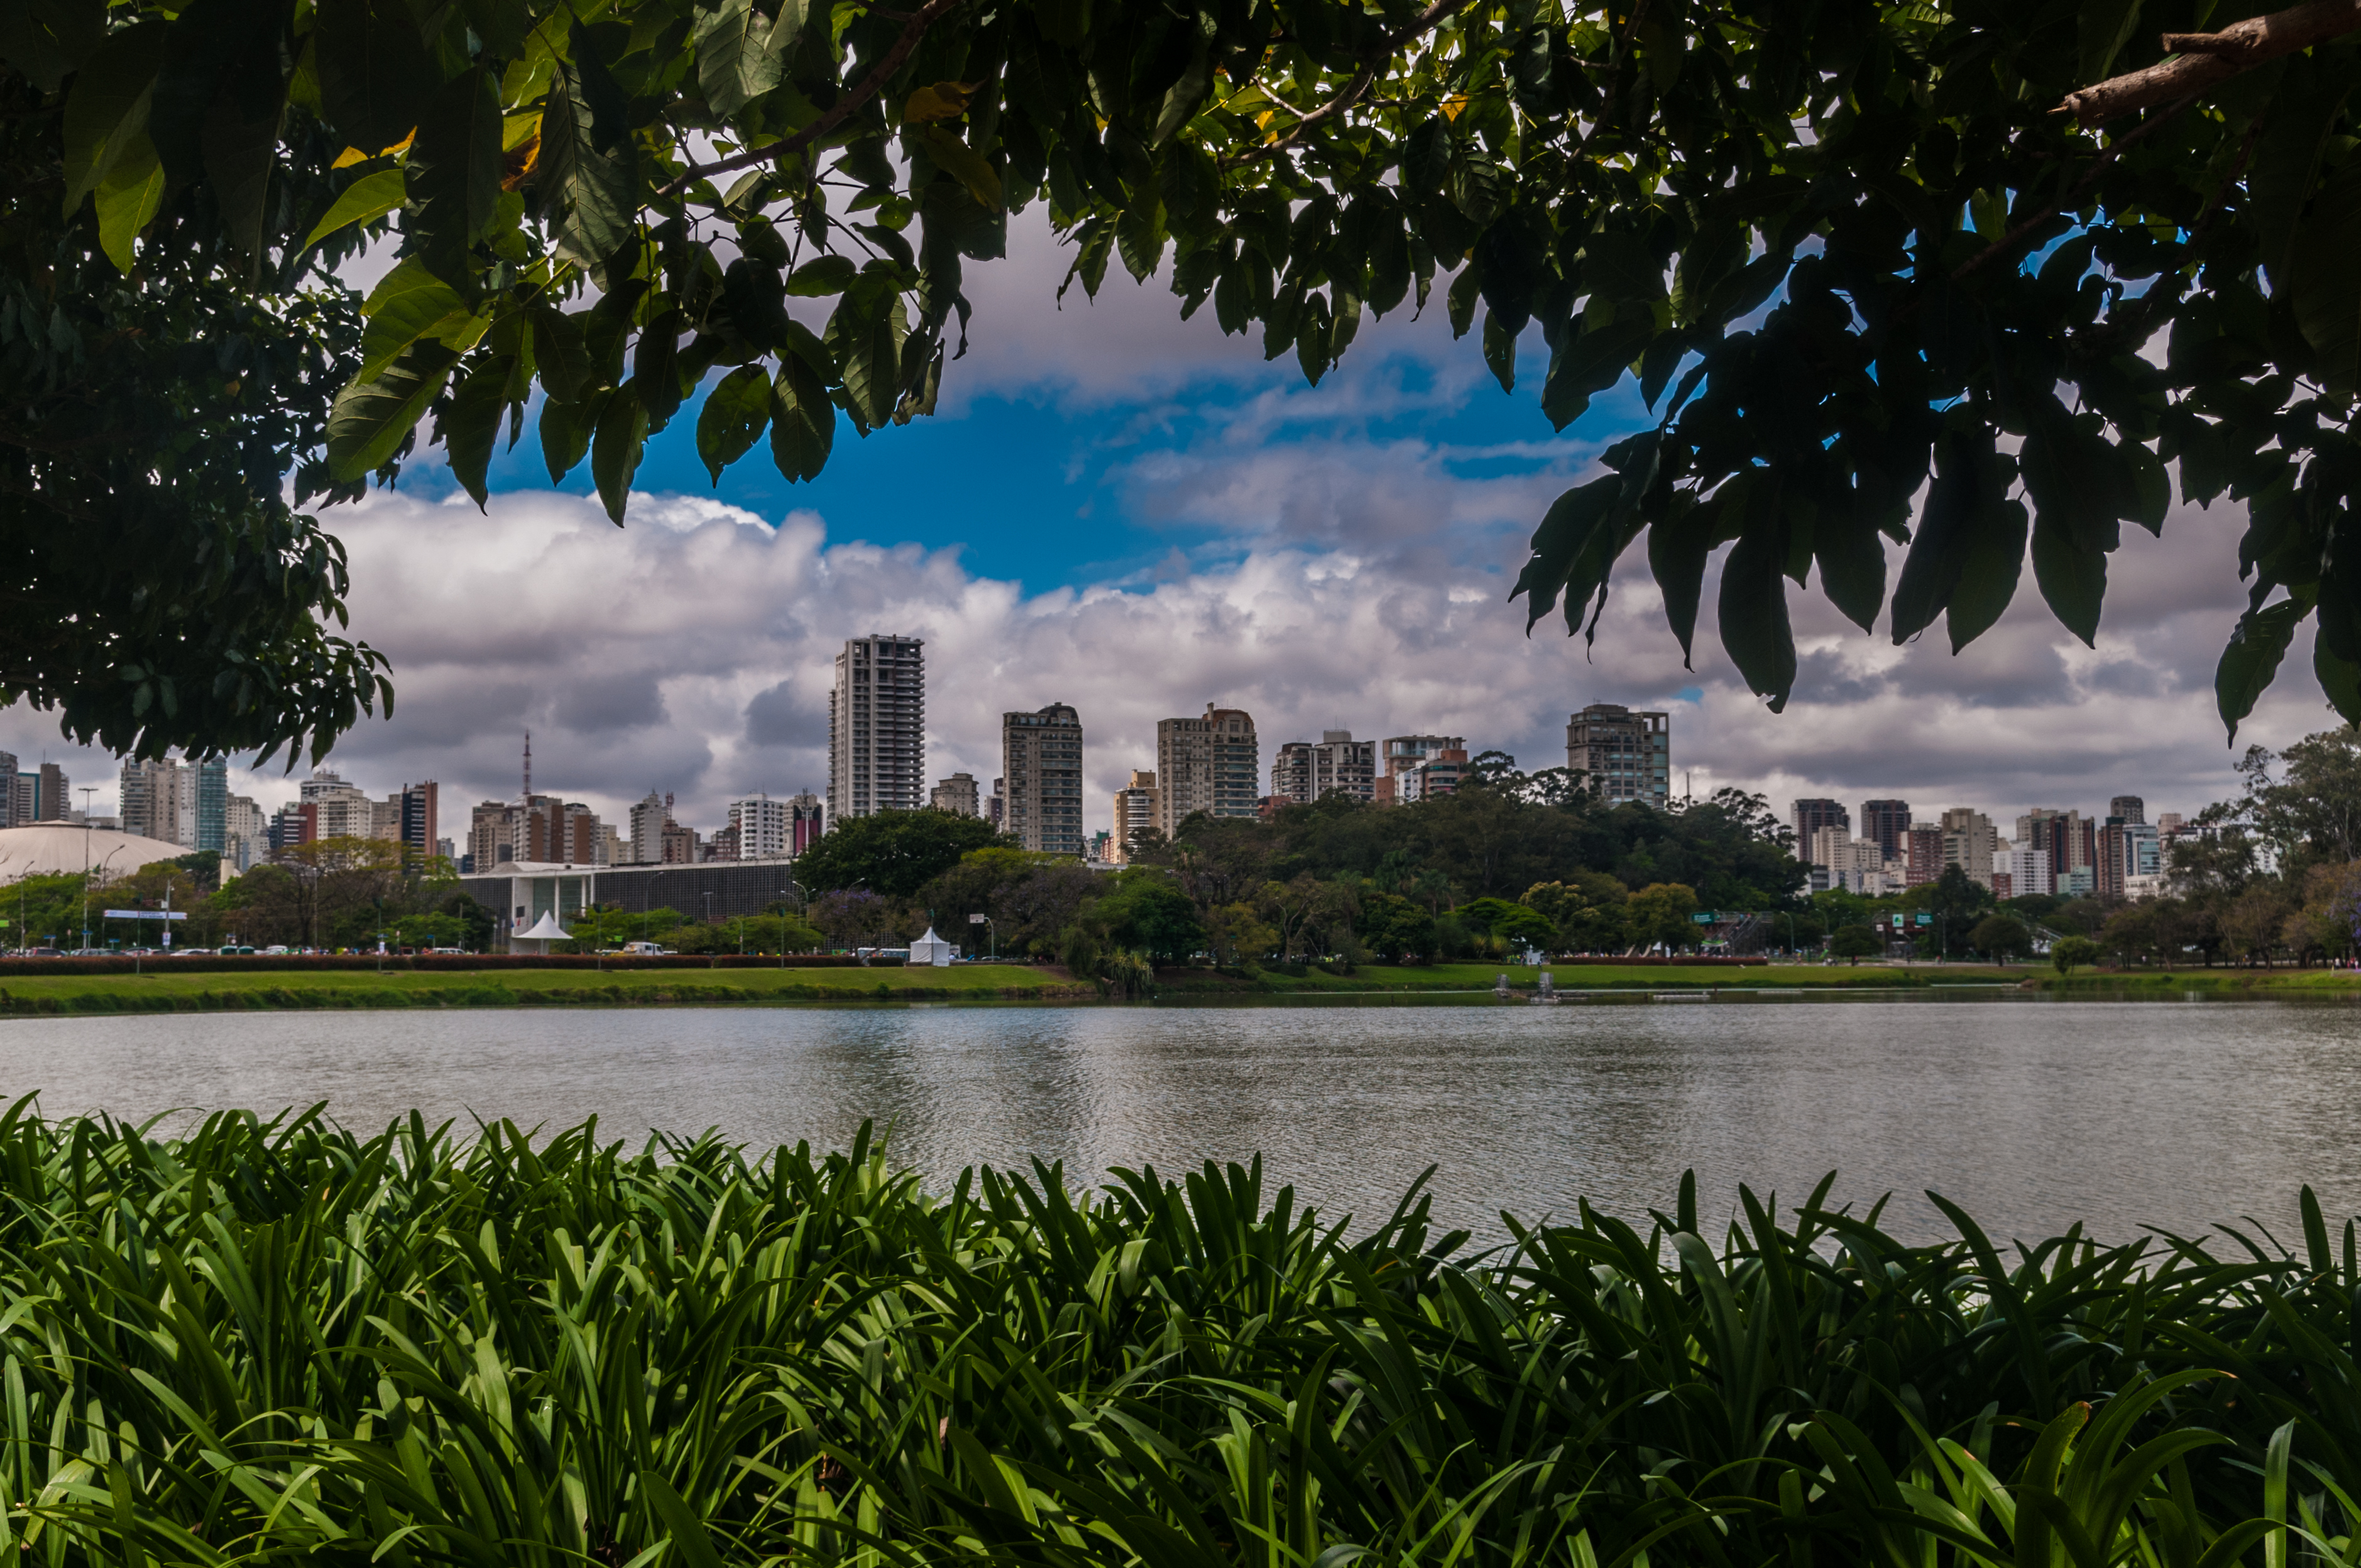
[9,0,2361,757]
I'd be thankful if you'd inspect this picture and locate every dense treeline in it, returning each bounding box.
[0,1107,2340,1565]
[794,764,1805,969]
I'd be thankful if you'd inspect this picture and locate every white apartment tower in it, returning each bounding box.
[728,794,797,860]
[829,635,926,824]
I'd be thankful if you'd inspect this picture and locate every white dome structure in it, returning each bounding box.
[0,825,192,885]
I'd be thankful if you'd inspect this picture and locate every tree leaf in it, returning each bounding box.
[407,67,504,284]
[359,259,476,380]
[1649,485,1726,666]
[2031,507,2106,647]
[539,388,604,483]
[696,363,771,482]
[302,165,405,248]
[1719,524,1797,712]
[2316,622,2361,728]
[1944,497,2028,653]
[695,0,782,119]
[92,131,164,272]
[831,284,906,431]
[435,354,513,508]
[327,339,459,481]
[60,19,163,211]
[770,353,834,481]
[0,0,105,93]
[591,384,648,523]
[1889,428,1988,644]
[2217,598,2306,743]
[314,0,433,155]
[902,80,978,123]
[1802,502,1883,636]
[200,84,284,273]
[911,123,1002,212]
[2288,160,2361,394]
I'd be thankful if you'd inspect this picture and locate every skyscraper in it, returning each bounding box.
[728,793,806,859]
[1939,808,1998,888]
[1002,703,1085,855]
[2109,795,2147,825]
[828,635,926,823]
[1155,705,1258,835]
[1860,799,1912,862]
[398,782,439,860]
[1565,705,1671,809]
[195,758,227,853]
[930,773,980,816]
[1791,798,1850,848]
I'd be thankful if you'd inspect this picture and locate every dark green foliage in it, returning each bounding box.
[14,0,2361,759]
[791,808,1011,897]
[1,21,391,762]
[1830,921,1883,958]
[0,1105,2338,1563]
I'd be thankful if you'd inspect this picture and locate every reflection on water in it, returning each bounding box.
[1,999,2355,1243]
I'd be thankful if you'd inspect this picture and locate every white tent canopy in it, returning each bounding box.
[909,926,954,967]
[513,911,569,946]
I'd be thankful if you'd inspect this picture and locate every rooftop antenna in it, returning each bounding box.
[522,732,532,801]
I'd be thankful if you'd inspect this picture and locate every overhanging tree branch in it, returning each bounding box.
[2055,0,2361,125]
[660,0,966,198]
[1229,0,1476,167]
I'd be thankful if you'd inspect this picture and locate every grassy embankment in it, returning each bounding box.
[0,960,2040,1014]
[0,1106,2341,1564]
[0,961,1093,1014]
[2027,965,2361,993]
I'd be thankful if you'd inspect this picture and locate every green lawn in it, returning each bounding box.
[18,958,2306,1016]
[0,962,1091,1015]
[1153,960,2021,992]
[2027,967,2361,992]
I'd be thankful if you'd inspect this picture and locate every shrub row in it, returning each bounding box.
[0,979,1087,1014]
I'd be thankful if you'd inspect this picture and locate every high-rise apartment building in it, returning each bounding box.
[930,773,980,817]
[2098,817,2161,899]
[299,769,375,840]
[2109,795,2147,825]
[786,791,824,855]
[270,802,317,852]
[118,757,170,843]
[1111,770,1159,862]
[11,763,66,826]
[660,821,700,863]
[1003,703,1085,855]
[987,779,1004,830]
[1154,705,1259,834]
[1565,705,1671,809]
[828,635,926,823]
[0,750,13,829]
[398,782,439,860]
[1271,732,1376,806]
[2001,844,2055,897]
[1374,735,1464,805]
[1904,822,1944,886]
[728,793,803,860]
[628,791,670,864]
[1792,798,1850,848]
[1860,799,1911,862]
[1399,747,1469,802]
[194,759,227,852]
[224,794,265,872]
[1940,808,1998,888]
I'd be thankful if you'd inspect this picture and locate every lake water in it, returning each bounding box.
[0,996,2353,1245]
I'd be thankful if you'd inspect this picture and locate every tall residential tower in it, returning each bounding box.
[828,635,926,824]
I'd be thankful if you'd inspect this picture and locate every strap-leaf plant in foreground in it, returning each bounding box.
[13,0,2361,748]
[0,1102,2344,1560]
